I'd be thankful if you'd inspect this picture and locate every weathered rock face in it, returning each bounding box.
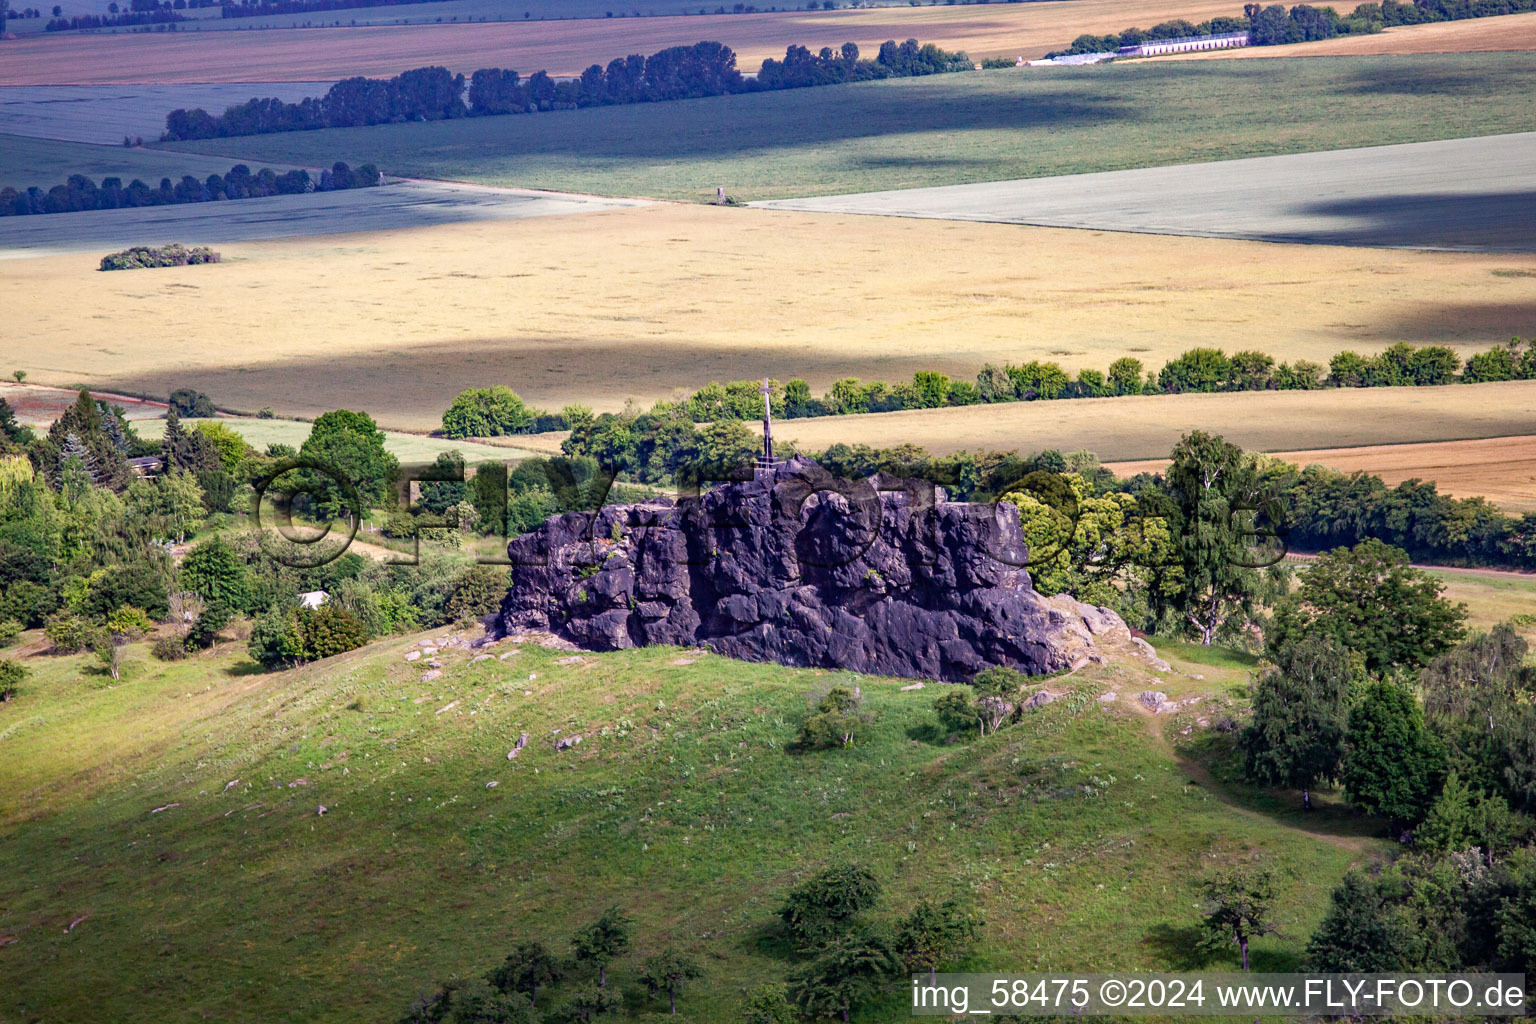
[496,457,1133,681]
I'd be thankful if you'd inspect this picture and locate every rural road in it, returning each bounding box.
[0,179,649,257]
[752,132,1536,251]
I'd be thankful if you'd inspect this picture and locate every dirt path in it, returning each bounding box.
[1126,694,1382,855]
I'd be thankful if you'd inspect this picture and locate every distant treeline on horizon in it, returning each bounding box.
[0,161,379,217]
[1047,0,1536,56]
[158,37,973,140]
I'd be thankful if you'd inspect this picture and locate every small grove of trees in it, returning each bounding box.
[400,909,706,1023]
[247,602,368,670]
[777,864,980,1021]
[1305,845,1536,975]
[792,685,874,750]
[932,666,1039,739]
[1,161,379,219]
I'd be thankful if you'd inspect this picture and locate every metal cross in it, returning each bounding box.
[758,377,774,463]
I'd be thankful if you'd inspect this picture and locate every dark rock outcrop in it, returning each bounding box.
[497,457,1136,681]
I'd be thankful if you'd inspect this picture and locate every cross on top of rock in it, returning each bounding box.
[759,377,778,467]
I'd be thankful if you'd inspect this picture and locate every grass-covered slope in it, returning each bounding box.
[0,633,1385,1023]
[159,53,1536,201]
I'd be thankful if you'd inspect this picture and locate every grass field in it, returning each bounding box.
[753,132,1536,252]
[7,204,1534,428]
[0,134,301,192]
[1149,9,1536,60]
[0,84,331,145]
[0,0,1254,84]
[1108,435,1536,514]
[155,53,1536,203]
[1428,568,1536,630]
[0,631,1383,1023]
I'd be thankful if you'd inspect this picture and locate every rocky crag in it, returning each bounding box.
[497,457,1150,682]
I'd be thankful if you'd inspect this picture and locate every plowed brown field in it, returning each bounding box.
[1107,434,1536,512]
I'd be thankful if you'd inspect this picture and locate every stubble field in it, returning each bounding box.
[763,382,1536,462]
[0,0,1253,84]
[1108,435,1536,513]
[6,204,1536,431]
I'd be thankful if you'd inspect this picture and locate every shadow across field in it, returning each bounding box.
[1289,189,1536,251]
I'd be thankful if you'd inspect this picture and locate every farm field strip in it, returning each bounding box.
[0,84,331,145]
[132,416,540,462]
[0,0,1266,84]
[752,131,1536,252]
[0,179,648,258]
[759,381,1536,462]
[6,204,1535,429]
[0,133,305,192]
[1108,435,1536,513]
[152,53,1536,204]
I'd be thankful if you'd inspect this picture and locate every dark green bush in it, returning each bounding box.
[100,244,221,272]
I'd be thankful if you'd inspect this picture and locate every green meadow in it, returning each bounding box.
[160,52,1536,201]
[0,634,1384,1023]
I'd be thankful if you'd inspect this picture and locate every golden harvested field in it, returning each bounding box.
[1148,11,1536,61]
[9,204,1536,432]
[0,0,1249,84]
[762,382,1536,461]
[1108,435,1536,512]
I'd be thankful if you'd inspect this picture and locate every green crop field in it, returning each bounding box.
[160,52,1536,201]
[0,135,300,193]
[0,634,1383,1023]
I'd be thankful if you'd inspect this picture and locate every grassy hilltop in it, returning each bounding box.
[0,632,1382,1023]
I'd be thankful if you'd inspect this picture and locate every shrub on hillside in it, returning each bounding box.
[152,635,189,661]
[248,603,366,670]
[99,243,221,271]
[0,659,25,702]
[0,619,20,647]
[44,611,94,654]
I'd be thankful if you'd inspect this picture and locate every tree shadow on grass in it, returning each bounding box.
[740,917,800,963]
[1142,923,1216,971]
[223,659,267,677]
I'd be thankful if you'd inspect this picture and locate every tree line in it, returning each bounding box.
[1046,0,1536,57]
[45,6,184,28]
[437,339,1529,441]
[0,161,380,218]
[220,0,440,19]
[580,340,1528,426]
[158,37,972,141]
